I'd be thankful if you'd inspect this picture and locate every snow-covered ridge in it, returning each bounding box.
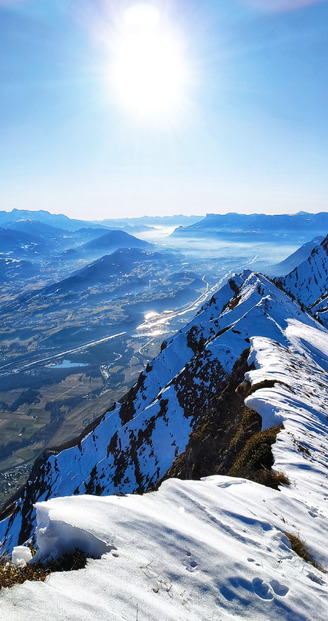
[277,235,328,325]
[0,269,325,552]
[265,235,324,277]
[2,318,328,620]
[1,262,328,619]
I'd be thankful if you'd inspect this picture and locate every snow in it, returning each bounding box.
[265,236,324,277]
[278,237,328,323]
[33,498,114,563]
[245,326,328,526]
[1,473,327,621]
[11,546,32,568]
[1,312,328,619]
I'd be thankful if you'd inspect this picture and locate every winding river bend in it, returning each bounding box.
[136,272,232,338]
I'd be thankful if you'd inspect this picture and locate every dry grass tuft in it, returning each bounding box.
[228,425,290,490]
[255,468,290,488]
[284,532,324,572]
[0,548,87,590]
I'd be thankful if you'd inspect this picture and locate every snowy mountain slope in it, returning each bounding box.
[0,270,324,551]
[265,236,324,277]
[1,322,328,619]
[277,235,328,325]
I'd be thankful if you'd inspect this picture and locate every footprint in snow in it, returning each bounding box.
[217,480,244,489]
[252,578,274,600]
[223,577,274,603]
[308,506,326,520]
[308,507,318,518]
[307,572,325,585]
[183,551,198,572]
[270,580,289,597]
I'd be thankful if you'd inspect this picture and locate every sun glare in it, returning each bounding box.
[123,3,160,29]
[109,3,190,123]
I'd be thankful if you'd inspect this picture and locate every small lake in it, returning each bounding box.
[49,359,89,369]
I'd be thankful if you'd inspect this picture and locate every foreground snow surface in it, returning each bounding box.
[0,475,327,621]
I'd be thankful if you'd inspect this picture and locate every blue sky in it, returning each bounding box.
[1,0,327,220]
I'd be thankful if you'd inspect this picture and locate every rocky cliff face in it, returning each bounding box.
[0,268,326,551]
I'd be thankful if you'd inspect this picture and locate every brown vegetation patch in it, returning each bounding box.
[228,425,289,490]
[249,379,290,394]
[284,532,324,571]
[0,548,87,590]
[161,350,262,483]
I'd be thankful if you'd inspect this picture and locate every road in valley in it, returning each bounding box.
[0,332,127,376]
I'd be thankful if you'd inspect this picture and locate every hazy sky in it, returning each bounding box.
[1,0,327,220]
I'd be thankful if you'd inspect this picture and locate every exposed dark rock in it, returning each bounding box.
[173,351,226,421]
[186,325,207,355]
[161,350,261,482]
[119,372,146,425]
[108,399,170,494]
[17,455,54,545]
[84,466,104,496]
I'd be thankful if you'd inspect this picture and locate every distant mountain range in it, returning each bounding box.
[0,209,202,236]
[0,220,150,257]
[93,214,202,228]
[31,248,174,298]
[0,219,156,296]
[0,210,104,232]
[63,230,152,262]
[2,209,328,246]
[172,212,328,244]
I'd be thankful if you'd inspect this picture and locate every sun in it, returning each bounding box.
[109,3,190,122]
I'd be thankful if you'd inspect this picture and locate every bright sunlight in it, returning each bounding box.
[110,3,190,122]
